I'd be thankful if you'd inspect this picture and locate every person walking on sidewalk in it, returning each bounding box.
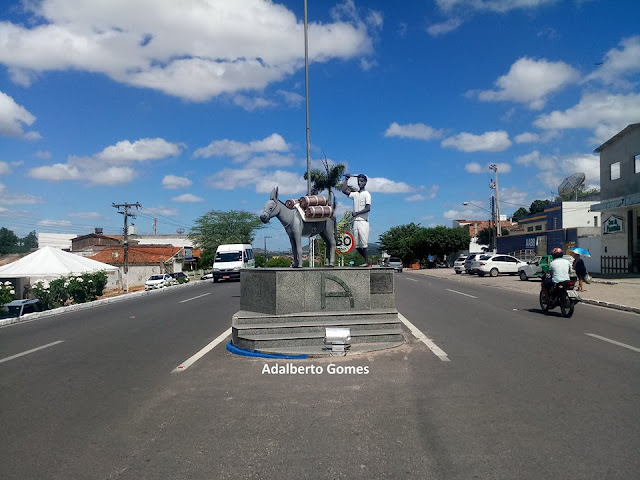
[573,254,588,292]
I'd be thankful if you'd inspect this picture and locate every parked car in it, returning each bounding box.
[200,272,213,280]
[384,257,403,272]
[474,254,527,277]
[144,274,174,290]
[0,299,42,319]
[518,255,576,281]
[169,272,189,284]
[464,253,482,274]
[453,255,468,274]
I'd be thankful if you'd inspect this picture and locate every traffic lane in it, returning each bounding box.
[0,279,228,361]
[0,281,240,480]
[397,272,640,354]
[395,274,640,479]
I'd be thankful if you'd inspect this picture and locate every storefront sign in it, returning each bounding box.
[603,215,624,234]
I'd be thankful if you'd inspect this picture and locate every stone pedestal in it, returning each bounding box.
[232,267,404,356]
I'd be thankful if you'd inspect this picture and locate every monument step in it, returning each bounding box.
[256,341,405,357]
[235,320,401,336]
[234,328,404,350]
[232,308,398,325]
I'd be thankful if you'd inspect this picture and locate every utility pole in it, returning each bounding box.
[153,217,157,235]
[112,202,141,292]
[263,236,271,261]
[489,164,502,238]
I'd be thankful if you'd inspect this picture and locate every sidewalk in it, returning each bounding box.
[407,268,640,315]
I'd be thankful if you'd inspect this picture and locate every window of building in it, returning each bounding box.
[527,226,534,232]
[553,218,558,230]
[610,161,620,180]
[535,225,542,231]
[635,154,640,174]
[594,216,598,227]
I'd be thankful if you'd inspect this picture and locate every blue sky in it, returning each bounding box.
[0,0,639,251]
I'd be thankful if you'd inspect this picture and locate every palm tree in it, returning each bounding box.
[303,155,345,202]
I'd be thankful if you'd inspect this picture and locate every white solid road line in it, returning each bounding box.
[446,288,477,299]
[0,340,64,365]
[398,313,450,362]
[173,328,231,373]
[585,333,640,353]
[179,292,212,303]
[406,278,419,282]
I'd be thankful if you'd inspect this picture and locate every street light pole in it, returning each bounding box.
[463,200,495,252]
[263,236,271,261]
[303,0,314,267]
[489,164,502,237]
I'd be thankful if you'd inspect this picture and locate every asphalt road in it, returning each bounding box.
[0,274,638,479]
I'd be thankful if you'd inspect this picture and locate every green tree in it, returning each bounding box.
[511,207,529,221]
[408,226,471,263]
[254,253,267,268]
[529,199,553,214]
[20,230,38,251]
[266,257,292,267]
[378,223,421,264]
[477,227,510,247]
[554,187,600,202]
[0,227,19,255]
[189,210,264,263]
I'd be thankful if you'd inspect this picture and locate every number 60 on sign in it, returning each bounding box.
[335,231,354,254]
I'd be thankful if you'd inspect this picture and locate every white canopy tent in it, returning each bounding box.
[0,246,120,288]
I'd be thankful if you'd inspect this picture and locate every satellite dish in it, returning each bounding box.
[176,228,185,234]
[558,172,586,197]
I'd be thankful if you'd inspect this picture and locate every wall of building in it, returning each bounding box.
[563,202,601,228]
[129,235,194,247]
[599,127,640,199]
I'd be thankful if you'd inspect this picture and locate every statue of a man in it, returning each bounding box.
[341,173,371,266]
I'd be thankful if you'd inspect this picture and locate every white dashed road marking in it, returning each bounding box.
[398,313,450,362]
[446,288,477,299]
[173,328,231,373]
[585,333,640,353]
[179,292,212,303]
[0,340,64,365]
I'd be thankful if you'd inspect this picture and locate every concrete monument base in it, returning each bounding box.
[231,267,404,356]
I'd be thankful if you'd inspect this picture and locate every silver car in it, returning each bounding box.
[385,257,403,272]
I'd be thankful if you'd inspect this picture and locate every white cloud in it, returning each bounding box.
[34,150,51,160]
[37,219,72,227]
[29,163,81,181]
[384,122,444,140]
[465,161,512,174]
[246,153,295,169]
[194,133,289,159]
[444,208,477,221]
[172,193,203,203]
[28,137,179,185]
[534,92,640,144]
[232,95,275,111]
[68,211,101,218]
[406,185,439,201]
[586,36,640,88]
[436,0,556,14]
[515,150,542,166]
[406,194,426,202]
[277,90,305,107]
[0,161,9,175]
[514,150,600,191]
[366,177,414,193]
[0,90,39,138]
[145,206,179,217]
[0,0,375,102]
[255,170,307,195]
[442,130,511,152]
[162,175,192,190]
[514,131,558,144]
[96,138,181,162]
[426,18,463,37]
[470,57,580,110]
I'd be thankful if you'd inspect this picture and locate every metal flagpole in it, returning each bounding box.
[304,0,314,267]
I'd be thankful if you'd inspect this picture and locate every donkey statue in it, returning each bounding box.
[260,187,336,267]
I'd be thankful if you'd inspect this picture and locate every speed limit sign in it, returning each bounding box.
[336,231,354,254]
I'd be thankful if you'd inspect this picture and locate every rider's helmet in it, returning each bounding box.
[551,247,563,259]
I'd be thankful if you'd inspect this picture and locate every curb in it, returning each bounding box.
[0,280,206,327]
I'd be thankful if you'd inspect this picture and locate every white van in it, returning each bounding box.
[212,244,255,282]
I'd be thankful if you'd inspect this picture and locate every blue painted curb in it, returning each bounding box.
[226,341,308,359]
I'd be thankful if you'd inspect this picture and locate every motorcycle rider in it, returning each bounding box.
[542,247,571,296]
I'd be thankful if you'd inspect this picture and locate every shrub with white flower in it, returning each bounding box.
[0,281,16,305]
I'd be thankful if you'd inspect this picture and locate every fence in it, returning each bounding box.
[510,249,537,262]
[601,256,629,274]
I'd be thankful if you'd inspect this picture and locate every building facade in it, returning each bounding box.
[590,124,640,274]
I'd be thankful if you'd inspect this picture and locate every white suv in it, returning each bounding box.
[474,254,526,277]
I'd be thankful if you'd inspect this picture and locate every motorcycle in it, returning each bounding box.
[539,273,581,318]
